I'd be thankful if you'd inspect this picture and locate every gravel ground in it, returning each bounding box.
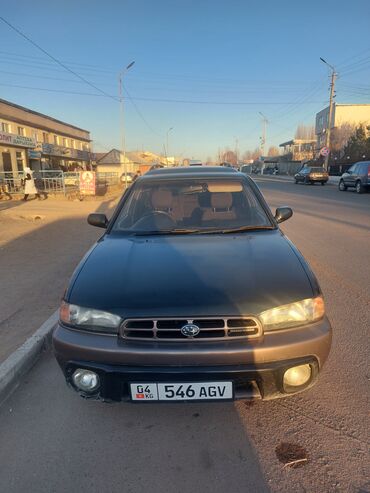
[0,178,369,493]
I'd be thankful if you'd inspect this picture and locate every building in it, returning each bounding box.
[94,149,134,174]
[0,98,91,174]
[316,103,370,150]
[279,139,316,161]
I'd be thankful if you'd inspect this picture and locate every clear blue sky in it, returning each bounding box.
[1,0,369,160]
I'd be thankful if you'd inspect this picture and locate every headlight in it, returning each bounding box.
[60,301,121,333]
[260,296,325,331]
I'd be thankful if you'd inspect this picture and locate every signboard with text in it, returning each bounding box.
[79,171,96,195]
[0,131,36,148]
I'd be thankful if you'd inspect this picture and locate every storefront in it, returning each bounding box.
[40,143,91,171]
[0,130,37,174]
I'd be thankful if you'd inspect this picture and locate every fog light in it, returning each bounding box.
[72,369,100,392]
[283,364,311,390]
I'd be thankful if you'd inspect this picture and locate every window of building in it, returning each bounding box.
[17,126,25,136]
[16,151,24,172]
[43,132,49,143]
[1,122,11,133]
[54,135,59,145]
[62,138,67,147]
[70,139,75,149]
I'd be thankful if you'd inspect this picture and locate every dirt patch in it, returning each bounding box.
[275,442,309,469]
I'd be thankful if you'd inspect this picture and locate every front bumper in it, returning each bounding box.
[53,317,332,401]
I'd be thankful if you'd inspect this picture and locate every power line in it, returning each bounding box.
[0,16,117,102]
[0,82,326,105]
[0,16,161,136]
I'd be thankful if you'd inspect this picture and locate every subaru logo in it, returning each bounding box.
[181,323,200,338]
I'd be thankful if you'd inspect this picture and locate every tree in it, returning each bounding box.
[267,146,279,156]
[330,123,356,154]
[295,124,315,140]
[342,125,370,161]
[222,150,237,165]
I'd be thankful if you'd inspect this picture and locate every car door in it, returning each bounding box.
[344,164,357,187]
[297,167,306,181]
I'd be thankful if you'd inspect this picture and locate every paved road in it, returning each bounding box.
[0,178,369,493]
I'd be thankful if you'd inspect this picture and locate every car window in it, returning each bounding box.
[348,165,356,173]
[111,178,272,233]
[310,167,325,172]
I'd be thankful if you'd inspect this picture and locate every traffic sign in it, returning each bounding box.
[320,146,330,157]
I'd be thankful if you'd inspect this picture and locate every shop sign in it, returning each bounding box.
[0,131,36,148]
[79,171,96,195]
[42,143,90,161]
[28,149,42,159]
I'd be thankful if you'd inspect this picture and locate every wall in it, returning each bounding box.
[335,105,370,127]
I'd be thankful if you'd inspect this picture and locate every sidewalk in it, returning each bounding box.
[0,194,120,364]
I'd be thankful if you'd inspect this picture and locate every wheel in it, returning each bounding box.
[304,177,310,185]
[321,182,325,186]
[338,180,347,191]
[355,180,364,194]
[294,179,298,184]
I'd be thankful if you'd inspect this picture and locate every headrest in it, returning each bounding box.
[151,189,173,209]
[211,192,232,210]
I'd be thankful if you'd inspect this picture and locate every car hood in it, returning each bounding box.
[67,231,314,318]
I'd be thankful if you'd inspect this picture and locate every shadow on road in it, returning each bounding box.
[0,353,270,493]
[0,197,119,363]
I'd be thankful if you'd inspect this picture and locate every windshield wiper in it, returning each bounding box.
[206,225,275,234]
[132,229,202,236]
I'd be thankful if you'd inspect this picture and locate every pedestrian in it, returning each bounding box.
[22,167,46,201]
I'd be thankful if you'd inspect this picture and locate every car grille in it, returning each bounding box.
[120,317,263,341]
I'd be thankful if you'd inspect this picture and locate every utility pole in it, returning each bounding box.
[166,127,173,167]
[259,112,268,172]
[320,57,337,170]
[118,61,135,189]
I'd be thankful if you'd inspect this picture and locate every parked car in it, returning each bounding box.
[338,161,370,194]
[294,166,329,185]
[120,172,134,183]
[53,166,332,403]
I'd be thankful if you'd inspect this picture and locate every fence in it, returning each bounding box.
[0,170,121,197]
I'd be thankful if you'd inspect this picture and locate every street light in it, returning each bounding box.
[119,61,135,188]
[166,127,173,167]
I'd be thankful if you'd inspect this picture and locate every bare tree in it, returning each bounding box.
[251,148,261,161]
[295,124,315,140]
[222,150,237,165]
[331,123,356,153]
[267,146,280,156]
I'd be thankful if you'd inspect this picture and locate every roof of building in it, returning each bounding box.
[126,150,165,165]
[279,139,316,147]
[0,98,90,133]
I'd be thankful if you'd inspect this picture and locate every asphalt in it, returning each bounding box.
[0,177,369,493]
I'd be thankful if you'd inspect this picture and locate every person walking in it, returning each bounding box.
[23,167,45,201]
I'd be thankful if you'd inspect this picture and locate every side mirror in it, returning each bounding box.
[275,207,293,224]
[87,213,108,229]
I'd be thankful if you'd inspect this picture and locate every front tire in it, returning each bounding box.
[321,182,325,186]
[339,180,347,191]
[356,180,364,194]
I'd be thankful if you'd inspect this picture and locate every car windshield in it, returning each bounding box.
[111,178,273,234]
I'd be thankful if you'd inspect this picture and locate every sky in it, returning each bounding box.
[0,0,369,161]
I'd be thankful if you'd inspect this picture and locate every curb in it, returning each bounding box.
[0,310,58,406]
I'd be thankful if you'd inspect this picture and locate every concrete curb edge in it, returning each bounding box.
[0,310,59,406]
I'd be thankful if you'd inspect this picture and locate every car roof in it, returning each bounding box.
[143,166,240,180]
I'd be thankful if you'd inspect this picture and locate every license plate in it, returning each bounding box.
[130,382,233,401]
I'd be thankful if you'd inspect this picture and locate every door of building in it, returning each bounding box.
[2,152,12,172]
